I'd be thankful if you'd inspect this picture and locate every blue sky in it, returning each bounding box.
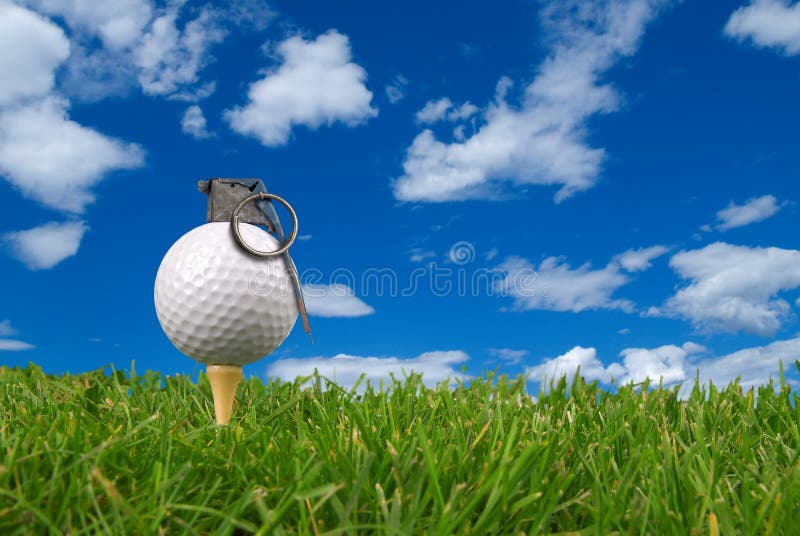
[1,0,799,395]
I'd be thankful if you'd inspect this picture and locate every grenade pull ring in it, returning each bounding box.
[231,193,298,257]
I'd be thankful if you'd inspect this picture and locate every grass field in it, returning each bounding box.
[1,362,799,535]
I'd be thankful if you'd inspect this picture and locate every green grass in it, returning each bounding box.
[1,362,799,535]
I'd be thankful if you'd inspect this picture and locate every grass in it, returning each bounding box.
[1,362,799,535]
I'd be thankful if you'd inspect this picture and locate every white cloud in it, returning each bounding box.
[0,97,145,213]
[22,1,256,102]
[488,347,529,365]
[302,284,375,318]
[181,105,211,139]
[613,245,669,272]
[415,98,453,124]
[415,98,479,124]
[526,346,623,385]
[530,338,800,396]
[612,338,798,396]
[3,220,88,270]
[485,248,499,261]
[0,2,70,106]
[615,344,694,385]
[225,30,377,146]
[725,0,800,56]
[661,242,800,335]
[267,350,469,390]
[448,102,479,121]
[0,339,35,351]
[385,74,408,104]
[0,320,16,337]
[408,248,436,263]
[496,255,633,313]
[685,336,800,394]
[134,7,225,98]
[394,0,669,203]
[715,194,783,230]
[24,0,153,50]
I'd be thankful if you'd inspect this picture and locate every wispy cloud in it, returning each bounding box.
[714,195,783,231]
[408,248,436,263]
[385,74,408,104]
[0,320,34,351]
[394,0,671,203]
[496,255,633,313]
[613,245,669,272]
[24,0,265,101]
[415,98,479,125]
[0,339,35,351]
[0,320,16,337]
[488,347,529,365]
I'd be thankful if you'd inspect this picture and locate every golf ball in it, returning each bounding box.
[154,222,298,366]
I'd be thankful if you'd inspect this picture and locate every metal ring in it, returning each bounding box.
[231,193,298,257]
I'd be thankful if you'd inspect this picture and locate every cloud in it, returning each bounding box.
[724,0,800,56]
[225,30,377,146]
[3,221,88,270]
[24,0,154,50]
[496,255,633,313]
[527,338,800,396]
[267,350,469,390]
[526,346,624,385]
[614,343,700,385]
[302,284,375,318]
[393,0,669,203]
[613,245,669,272]
[385,74,408,104]
[134,6,225,98]
[612,338,799,396]
[22,1,266,102]
[0,339,35,351]
[0,2,70,106]
[715,194,783,230]
[408,248,436,263]
[660,242,800,335]
[181,105,211,139]
[415,98,452,123]
[684,336,800,394]
[0,97,145,213]
[415,98,479,125]
[488,347,529,365]
[0,320,16,337]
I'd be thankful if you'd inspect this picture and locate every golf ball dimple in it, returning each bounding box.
[154,222,298,366]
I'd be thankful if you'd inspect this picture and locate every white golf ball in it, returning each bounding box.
[154,222,298,366]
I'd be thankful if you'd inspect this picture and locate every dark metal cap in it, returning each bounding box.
[198,178,275,231]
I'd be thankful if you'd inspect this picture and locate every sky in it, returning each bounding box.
[1,0,799,396]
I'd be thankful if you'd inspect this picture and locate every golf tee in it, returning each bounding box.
[206,364,243,425]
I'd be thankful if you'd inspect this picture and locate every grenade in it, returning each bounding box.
[154,178,311,424]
